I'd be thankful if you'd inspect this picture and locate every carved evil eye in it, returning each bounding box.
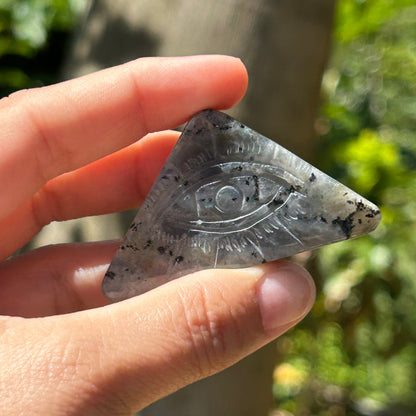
[157,162,303,235]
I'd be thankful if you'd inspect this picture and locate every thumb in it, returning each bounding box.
[5,260,315,415]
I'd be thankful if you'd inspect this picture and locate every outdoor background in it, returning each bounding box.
[1,1,415,415]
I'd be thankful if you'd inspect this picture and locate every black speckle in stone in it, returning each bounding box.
[157,246,165,254]
[126,244,139,251]
[320,216,328,223]
[105,271,115,280]
[124,268,129,272]
[287,185,297,194]
[161,175,169,180]
[356,201,366,211]
[273,198,284,206]
[239,146,243,152]
[232,197,238,201]
[332,213,355,239]
[309,173,316,182]
[262,259,267,264]
[120,245,125,250]
[195,128,203,135]
[143,240,152,249]
[169,250,173,257]
[129,223,138,232]
[249,156,254,161]
[251,252,258,258]
[358,219,362,224]
[240,124,245,128]
[183,180,189,186]
[368,208,380,217]
[290,184,302,193]
[175,256,184,263]
[174,176,180,182]
[363,207,380,219]
[347,200,354,204]
[245,180,250,186]
[246,196,250,202]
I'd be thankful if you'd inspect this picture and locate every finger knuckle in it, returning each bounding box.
[177,281,245,378]
[6,87,73,182]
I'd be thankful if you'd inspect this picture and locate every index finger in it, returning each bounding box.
[0,55,248,220]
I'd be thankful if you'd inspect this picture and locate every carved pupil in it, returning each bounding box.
[215,185,243,213]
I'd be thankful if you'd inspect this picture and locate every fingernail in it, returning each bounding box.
[257,264,315,334]
[73,264,109,285]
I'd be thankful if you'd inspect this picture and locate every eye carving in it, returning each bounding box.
[157,163,301,235]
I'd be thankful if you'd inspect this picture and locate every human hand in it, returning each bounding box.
[0,55,315,415]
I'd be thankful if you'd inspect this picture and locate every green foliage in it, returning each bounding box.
[335,0,416,43]
[0,0,86,95]
[0,0,84,49]
[274,3,416,415]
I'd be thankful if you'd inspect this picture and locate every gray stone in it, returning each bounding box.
[102,110,381,302]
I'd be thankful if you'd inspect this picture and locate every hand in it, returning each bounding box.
[0,55,315,415]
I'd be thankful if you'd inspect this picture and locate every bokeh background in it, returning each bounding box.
[1,1,415,415]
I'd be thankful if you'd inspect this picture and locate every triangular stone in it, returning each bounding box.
[103,110,381,302]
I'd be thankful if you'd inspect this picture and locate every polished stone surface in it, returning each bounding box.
[102,110,381,302]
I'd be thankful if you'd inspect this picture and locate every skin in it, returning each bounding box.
[0,55,316,416]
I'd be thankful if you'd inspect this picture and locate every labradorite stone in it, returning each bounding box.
[102,110,381,302]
